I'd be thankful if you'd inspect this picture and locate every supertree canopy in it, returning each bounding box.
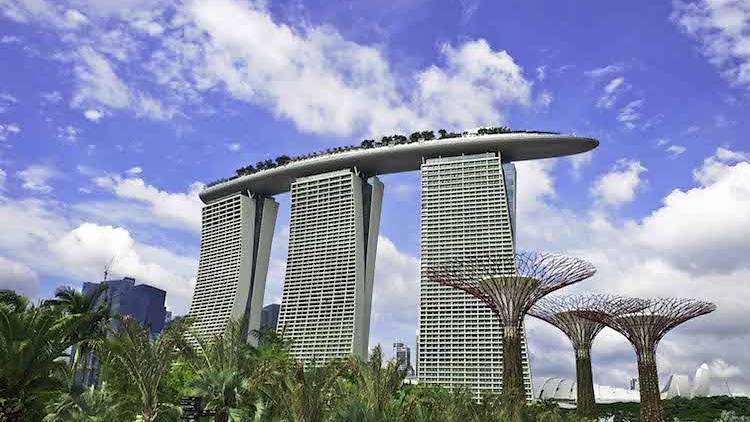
[579,297,716,422]
[428,251,596,398]
[528,295,646,417]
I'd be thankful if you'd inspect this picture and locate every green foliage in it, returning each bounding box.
[4,290,748,422]
[594,397,750,422]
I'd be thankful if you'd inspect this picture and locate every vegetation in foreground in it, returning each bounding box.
[1,288,747,422]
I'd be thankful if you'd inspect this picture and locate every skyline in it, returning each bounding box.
[0,0,749,396]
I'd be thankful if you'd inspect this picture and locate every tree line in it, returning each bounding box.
[1,288,746,422]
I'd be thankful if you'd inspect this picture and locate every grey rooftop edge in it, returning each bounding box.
[200,132,598,203]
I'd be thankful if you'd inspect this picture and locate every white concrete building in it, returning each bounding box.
[188,192,278,346]
[418,153,532,399]
[276,169,383,362]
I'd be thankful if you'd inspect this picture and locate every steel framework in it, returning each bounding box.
[529,295,645,417]
[578,297,716,422]
[428,251,596,398]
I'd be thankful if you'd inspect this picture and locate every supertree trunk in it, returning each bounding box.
[502,325,525,398]
[575,347,596,418]
[637,351,664,422]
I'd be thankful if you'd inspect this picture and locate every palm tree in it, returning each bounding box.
[42,384,121,422]
[257,358,342,422]
[343,345,405,421]
[0,301,75,421]
[189,315,257,422]
[43,285,111,385]
[97,316,191,422]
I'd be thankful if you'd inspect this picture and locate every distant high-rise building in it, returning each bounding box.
[84,277,167,335]
[277,169,383,362]
[394,341,414,376]
[77,277,167,385]
[418,153,532,399]
[261,303,280,330]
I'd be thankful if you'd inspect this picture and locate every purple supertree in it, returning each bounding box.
[578,297,716,422]
[428,252,596,398]
[528,295,645,417]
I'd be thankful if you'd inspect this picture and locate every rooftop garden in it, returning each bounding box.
[205,126,559,188]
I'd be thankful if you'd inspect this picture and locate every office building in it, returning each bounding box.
[76,276,167,385]
[261,303,280,330]
[418,153,532,399]
[276,169,383,362]
[188,192,278,346]
[394,341,415,376]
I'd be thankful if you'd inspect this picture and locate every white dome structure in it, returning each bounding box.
[693,363,712,397]
[532,377,639,405]
[662,374,691,399]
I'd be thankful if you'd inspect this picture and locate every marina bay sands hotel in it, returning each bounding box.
[188,130,597,396]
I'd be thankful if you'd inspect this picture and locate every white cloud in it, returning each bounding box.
[585,64,624,78]
[0,92,17,113]
[16,164,58,193]
[226,142,241,151]
[57,125,79,142]
[0,35,21,44]
[596,76,627,109]
[591,158,646,207]
[0,255,39,297]
[2,0,536,134]
[84,109,103,121]
[370,235,420,358]
[666,144,687,157]
[536,66,546,81]
[94,174,203,231]
[42,91,63,103]
[0,195,197,312]
[0,168,6,190]
[693,147,748,185]
[50,223,195,303]
[0,122,20,141]
[568,150,594,178]
[538,90,553,107]
[672,0,750,90]
[72,46,131,110]
[414,39,531,130]
[125,166,143,175]
[617,99,643,129]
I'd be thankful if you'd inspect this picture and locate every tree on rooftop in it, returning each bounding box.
[529,294,645,418]
[428,252,596,401]
[578,297,716,422]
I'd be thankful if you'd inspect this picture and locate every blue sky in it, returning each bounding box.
[1,0,749,394]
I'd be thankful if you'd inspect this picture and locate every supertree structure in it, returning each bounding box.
[528,295,646,417]
[579,297,716,422]
[428,251,596,398]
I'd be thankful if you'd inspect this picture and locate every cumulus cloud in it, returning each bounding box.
[0,194,197,312]
[672,0,750,90]
[514,148,750,392]
[370,235,420,358]
[84,109,103,121]
[0,255,39,297]
[591,159,646,207]
[93,174,204,231]
[226,142,241,151]
[16,164,58,193]
[2,0,534,135]
[125,166,143,175]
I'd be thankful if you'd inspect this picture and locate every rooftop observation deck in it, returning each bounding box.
[200,132,598,204]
